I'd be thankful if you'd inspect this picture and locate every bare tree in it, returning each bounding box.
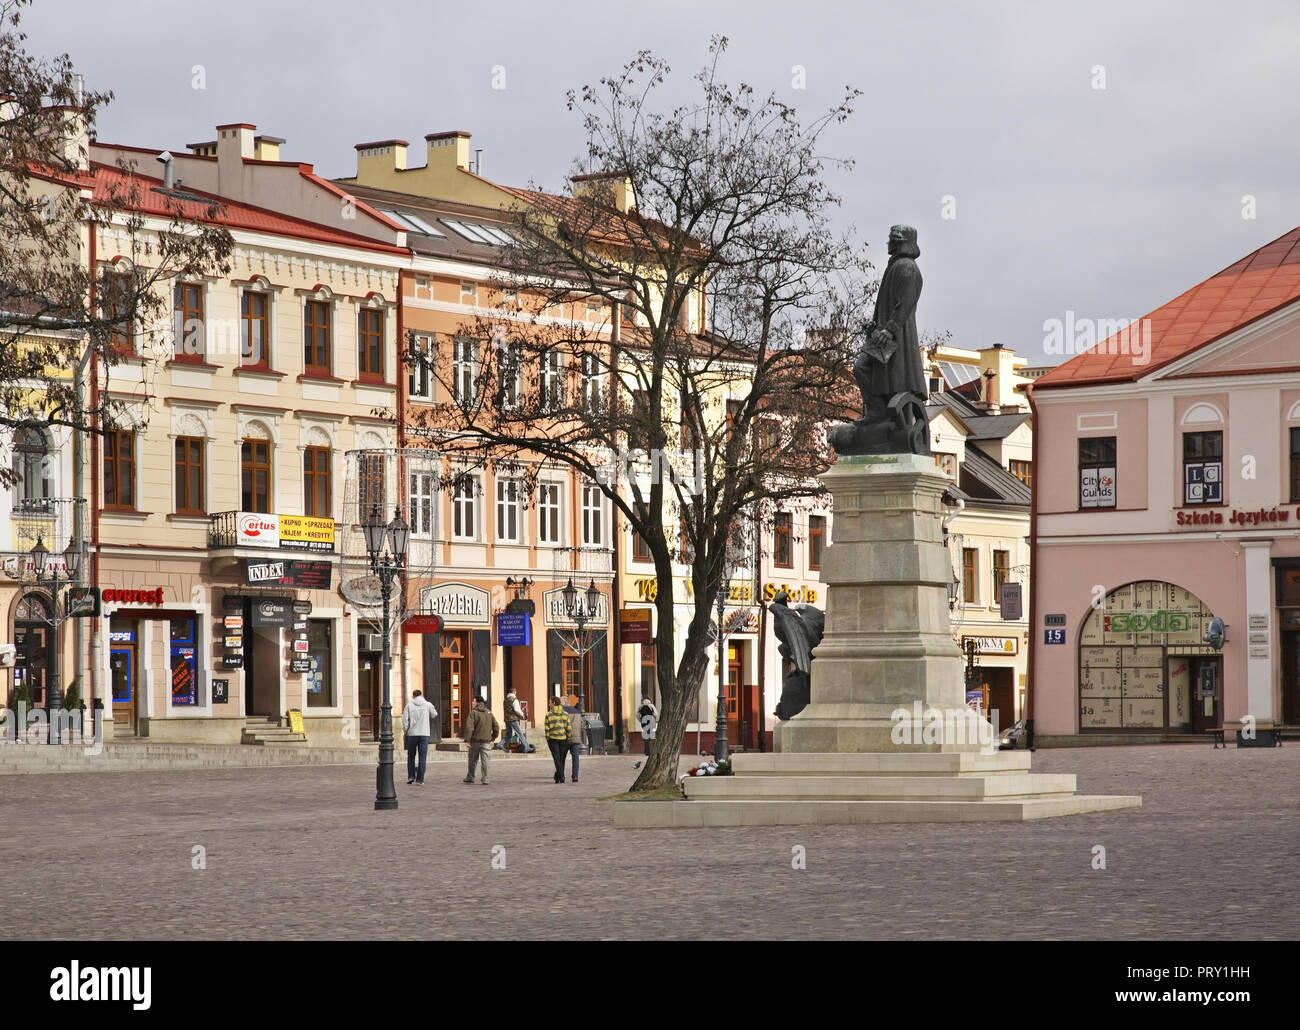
[408,37,873,791]
[0,0,232,475]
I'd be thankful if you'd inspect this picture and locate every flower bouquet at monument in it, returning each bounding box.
[677,756,734,794]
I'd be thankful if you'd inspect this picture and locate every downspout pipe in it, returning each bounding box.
[1026,382,1039,751]
[610,296,625,752]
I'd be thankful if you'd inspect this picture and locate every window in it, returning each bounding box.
[11,427,50,508]
[169,618,197,706]
[1183,431,1223,506]
[581,352,603,413]
[240,291,269,366]
[409,471,434,537]
[453,337,478,404]
[496,478,521,543]
[453,475,478,540]
[935,452,957,478]
[582,483,603,545]
[358,453,385,520]
[104,429,135,509]
[241,439,272,513]
[497,342,521,409]
[773,512,792,569]
[992,549,1009,606]
[962,548,977,603]
[174,436,205,515]
[305,619,334,708]
[304,300,331,373]
[538,482,561,544]
[1009,459,1032,489]
[539,351,563,413]
[630,389,652,429]
[725,399,745,451]
[358,309,384,379]
[1292,428,1300,503]
[681,392,701,451]
[586,299,602,321]
[173,282,204,362]
[303,446,331,519]
[460,280,477,303]
[1078,437,1116,509]
[408,334,432,400]
[678,517,693,564]
[808,515,826,570]
[632,501,653,562]
[104,272,133,352]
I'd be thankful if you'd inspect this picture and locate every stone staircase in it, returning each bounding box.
[0,740,376,775]
[240,717,308,747]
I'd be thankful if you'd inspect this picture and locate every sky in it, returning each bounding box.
[20,0,1300,365]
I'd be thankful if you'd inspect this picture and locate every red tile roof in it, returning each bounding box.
[1035,225,1300,389]
[88,162,407,254]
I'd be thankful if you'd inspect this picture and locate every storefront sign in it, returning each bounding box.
[212,679,229,704]
[292,639,310,653]
[236,513,280,548]
[1104,610,1192,633]
[1000,583,1023,621]
[631,576,756,604]
[171,647,196,705]
[1080,467,1116,508]
[1248,614,1269,631]
[962,635,1019,656]
[224,615,243,630]
[279,515,335,553]
[761,582,817,604]
[1175,504,1300,528]
[543,587,610,628]
[251,597,295,629]
[293,599,313,615]
[222,655,243,669]
[403,614,443,635]
[290,657,312,673]
[288,709,305,734]
[224,635,243,649]
[496,611,531,646]
[223,594,246,610]
[102,588,165,605]
[418,583,491,626]
[66,587,100,618]
[244,560,333,589]
[620,607,652,644]
[109,630,135,643]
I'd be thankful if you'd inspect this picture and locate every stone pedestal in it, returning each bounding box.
[612,454,1142,829]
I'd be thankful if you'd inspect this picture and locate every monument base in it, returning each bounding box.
[612,751,1142,828]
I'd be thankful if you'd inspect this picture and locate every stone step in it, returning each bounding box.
[682,772,1078,801]
[613,794,1143,828]
[730,751,1033,776]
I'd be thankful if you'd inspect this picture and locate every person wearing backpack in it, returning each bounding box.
[637,696,658,755]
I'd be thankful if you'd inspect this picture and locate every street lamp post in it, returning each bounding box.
[363,504,409,811]
[562,578,601,711]
[714,577,729,762]
[30,537,81,744]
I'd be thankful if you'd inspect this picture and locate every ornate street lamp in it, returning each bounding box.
[364,504,409,811]
[30,535,82,742]
[563,578,602,711]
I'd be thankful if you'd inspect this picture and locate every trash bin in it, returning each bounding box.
[581,714,606,755]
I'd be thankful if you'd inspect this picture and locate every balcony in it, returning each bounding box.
[208,511,337,554]
[7,496,88,557]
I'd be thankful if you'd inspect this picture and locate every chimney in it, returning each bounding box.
[215,122,255,198]
[253,134,285,161]
[156,150,175,189]
[571,170,636,213]
[354,138,409,179]
[38,103,90,172]
[425,130,471,173]
[977,343,1021,410]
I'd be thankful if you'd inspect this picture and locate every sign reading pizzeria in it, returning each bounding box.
[417,582,491,627]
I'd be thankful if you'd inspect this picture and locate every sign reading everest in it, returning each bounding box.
[418,583,491,627]
[234,512,335,552]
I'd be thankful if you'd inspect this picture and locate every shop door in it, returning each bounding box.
[110,640,137,734]
[440,633,467,737]
[1190,656,1223,732]
[358,652,379,740]
[1282,633,1300,725]
[985,668,1015,736]
[725,644,742,747]
[12,621,47,708]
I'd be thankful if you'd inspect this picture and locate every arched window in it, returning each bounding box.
[11,426,51,509]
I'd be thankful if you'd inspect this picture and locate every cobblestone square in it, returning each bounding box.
[1,744,1295,940]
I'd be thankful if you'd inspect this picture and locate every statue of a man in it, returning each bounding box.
[830,224,931,456]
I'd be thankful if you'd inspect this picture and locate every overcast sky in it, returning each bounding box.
[23,0,1300,365]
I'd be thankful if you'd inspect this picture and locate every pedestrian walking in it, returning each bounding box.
[461,698,499,785]
[544,695,570,784]
[637,695,658,755]
[401,689,436,785]
[566,702,585,782]
[500,689,533,753]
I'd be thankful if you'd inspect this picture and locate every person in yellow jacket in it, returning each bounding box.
[544,695,571,784]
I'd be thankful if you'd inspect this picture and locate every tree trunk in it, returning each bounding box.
[630,647,710,791]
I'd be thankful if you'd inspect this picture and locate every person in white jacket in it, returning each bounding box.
[401,690,437,785]
[637,696,658,755]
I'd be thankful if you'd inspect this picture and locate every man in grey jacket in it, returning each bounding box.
[402,690,436,785]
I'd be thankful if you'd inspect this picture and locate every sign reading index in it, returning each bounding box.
[244,559,333,589]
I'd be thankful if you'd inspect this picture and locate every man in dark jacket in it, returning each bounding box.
[461,698,499,785]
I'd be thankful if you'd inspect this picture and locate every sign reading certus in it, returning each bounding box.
[251,596,295,628]
[244,559,333,589]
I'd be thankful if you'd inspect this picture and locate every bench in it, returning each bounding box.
[1204,727,1227,749]
[1204,726,1285,749]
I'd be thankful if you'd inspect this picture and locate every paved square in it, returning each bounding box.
[1,744,1294,940]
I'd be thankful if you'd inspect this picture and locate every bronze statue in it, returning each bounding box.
[829,224,931,456]
[769,589,825,721]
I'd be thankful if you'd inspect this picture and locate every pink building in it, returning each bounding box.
[1029,227,1300,741]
